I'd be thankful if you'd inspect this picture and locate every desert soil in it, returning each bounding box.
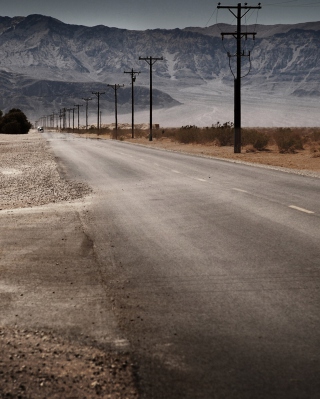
[0,131,139,398]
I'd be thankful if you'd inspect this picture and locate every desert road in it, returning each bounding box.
[45,132,320,399]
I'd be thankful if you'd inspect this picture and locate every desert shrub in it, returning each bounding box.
[0,108,32,134]
[175,127,200,144]
[310,130,320,143]
[273,128,304,153]
[214,127,234,146]
[242,129,269,150]
[134,129,148,138]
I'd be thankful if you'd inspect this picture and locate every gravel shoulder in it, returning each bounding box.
[0,131,139,398]
[0,130,91,210]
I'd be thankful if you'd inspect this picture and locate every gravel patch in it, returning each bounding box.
[0,327,138,398]
[0,131,91,210]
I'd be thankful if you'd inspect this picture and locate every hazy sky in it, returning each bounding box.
[1,0,320,30]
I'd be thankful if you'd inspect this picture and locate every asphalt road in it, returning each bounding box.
[45,132,320,399]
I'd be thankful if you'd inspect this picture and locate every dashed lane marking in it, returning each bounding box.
[289,205,314,214]
[171,170,182,174]
[232,188,248,193]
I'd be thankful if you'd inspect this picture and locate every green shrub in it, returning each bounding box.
[273,128,304,153]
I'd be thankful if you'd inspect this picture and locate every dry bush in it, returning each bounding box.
[242,129,269,150]
[170,125,234,146]
[273,128,304,153]
[310,129,320,143]
[175,126,201,144]
[309,143,320,157]
[134,128,149,138]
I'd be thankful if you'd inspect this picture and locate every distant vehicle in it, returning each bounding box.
[37,126,44,132]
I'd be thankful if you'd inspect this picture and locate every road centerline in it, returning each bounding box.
[289,205,315,214]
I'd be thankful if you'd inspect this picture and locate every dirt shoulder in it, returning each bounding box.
[75,132,320,177]
[0,131,138,398]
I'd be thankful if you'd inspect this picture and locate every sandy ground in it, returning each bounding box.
[75,132,320,177]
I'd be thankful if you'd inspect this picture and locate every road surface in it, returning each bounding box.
[45,132,320,399]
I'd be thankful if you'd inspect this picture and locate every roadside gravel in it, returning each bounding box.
[0,130,91,210]
[0,131,139,398]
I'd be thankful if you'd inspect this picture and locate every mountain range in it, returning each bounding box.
[0,14,320,126]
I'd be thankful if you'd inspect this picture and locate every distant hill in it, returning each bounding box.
[0,14,320,124]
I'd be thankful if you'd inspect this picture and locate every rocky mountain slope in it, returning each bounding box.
[0,14,319,124]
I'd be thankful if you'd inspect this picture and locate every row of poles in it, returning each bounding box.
[37,56,164,141]
[37,3,264,153]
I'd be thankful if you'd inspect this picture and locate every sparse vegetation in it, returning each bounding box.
[273,128,304,153]
[242,129,269,150]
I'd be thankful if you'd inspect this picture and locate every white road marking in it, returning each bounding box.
[289,205,314,214]
[171,170,182,174]
[195,178,207,182]
[233,188,248,193]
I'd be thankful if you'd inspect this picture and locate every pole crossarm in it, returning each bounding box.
[221,32,257,40]
[139,56,163,66]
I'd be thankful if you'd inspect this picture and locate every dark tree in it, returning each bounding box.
[0,108,32,134]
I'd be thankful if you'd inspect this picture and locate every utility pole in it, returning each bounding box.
[92,91,105,130]
[82,97,92,130]
[107,84,124,139]
[124,68,140,138]
[71,107,76,131]
[217,2,261,153]
[67,108,72,129]
[74,104,83,130]
[139,56,163,141]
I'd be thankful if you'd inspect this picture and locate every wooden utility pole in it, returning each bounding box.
[82,97,92,130]
[217,2,261,153]
[92,91,105,130]
[74,104,83,130]
[107,84,124,139]
[124,68,140,138]
[139,56,163,141]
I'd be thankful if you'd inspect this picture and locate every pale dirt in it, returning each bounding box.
[0,131,139,398]
[75,132,320,177]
